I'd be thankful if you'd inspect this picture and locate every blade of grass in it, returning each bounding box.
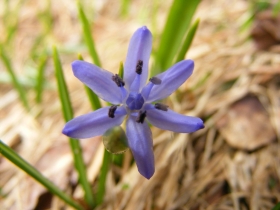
[120,0,130,17]
[53,46,95,208]
[153,0,200,75]
[96,149,110,205]
[77,2,101,66]
[0,140,84,210]
[273,1,280,16]
[84,82,102,110]
[3,0,26,44]
[0,48,30,111]
[272,202,280,210]
[239,13,255,33]
[78,54,102,110]
[175,18,200,63]
[36,55,48,103]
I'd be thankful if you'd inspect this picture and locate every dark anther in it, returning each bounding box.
[149,77,162,85]
[108,105,118,118]
[155,103,168,111]
[135,60,143,75]
[136,110,146,123]
[112,74,125,87]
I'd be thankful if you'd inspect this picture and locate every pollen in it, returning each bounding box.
[108,105,118,118]
[155,103,168,111]
[136,60,143,74]
[149,77,162,85]
[112,74,125,87]
[136,110,146,123]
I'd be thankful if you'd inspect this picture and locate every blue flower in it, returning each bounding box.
[62,26,204,179]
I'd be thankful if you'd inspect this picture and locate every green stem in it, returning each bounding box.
[0,140,84,210]
[53,47,95,208]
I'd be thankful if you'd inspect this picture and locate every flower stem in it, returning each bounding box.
[53,46,95,208]
[0,140,84,210]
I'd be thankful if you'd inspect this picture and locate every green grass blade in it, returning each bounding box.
[96,150,111,205]
[121,0,130,17]
[175,18,200,63]
[0,48,30,111]
[153,0,200,75]
[84,85,102,110]
[53,47,73,121]
[273,1,280,16]
[272,202,280,210]
[0,140,84,210]
[77,2,101,66]
[36,55,48,103]
[53,47,95,208]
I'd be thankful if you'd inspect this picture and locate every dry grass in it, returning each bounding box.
[0,0,279,209]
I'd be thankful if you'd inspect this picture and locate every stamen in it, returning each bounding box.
[149,77,162,85]
[135,60,143,75]
[136,110,146,123]
[155,103,168,111]
[112,74,125,87]
[108,105,118,118]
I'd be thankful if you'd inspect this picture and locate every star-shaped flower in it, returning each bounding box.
[62,26,204,179]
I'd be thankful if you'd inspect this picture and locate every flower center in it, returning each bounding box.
[126,92,144,110]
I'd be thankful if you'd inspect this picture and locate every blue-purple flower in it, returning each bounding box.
[62,26,204,179]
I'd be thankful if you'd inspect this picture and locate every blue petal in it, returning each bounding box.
[62,106,127,139]
[126,115,154,179]
[72,60,123,104]
[145,104,204,133]
[124,26,152,92]
[144,60,194,103]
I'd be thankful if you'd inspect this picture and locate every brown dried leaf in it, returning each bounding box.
[217,95,275,150]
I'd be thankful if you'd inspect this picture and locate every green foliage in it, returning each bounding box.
[53,47,95,209]
[175,18,200,63]
[272,202,280,210]
[96,150,111,205]
[119,61,124,79]
[121,0,130,17]
[0,140,83,210]
[153,0,201,75]
[77,1,101,66]
[0,48,30,111]
[35,56,48,103]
